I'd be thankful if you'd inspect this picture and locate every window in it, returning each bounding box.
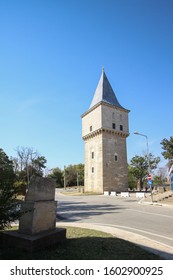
[112,123,116,129]
[112,112,115,119]
[90,126,92,132]
[120,114,122,121]
[92,167,94,173]
[115,155,118,161]
[92,151,94,159]
[120,125,123,131]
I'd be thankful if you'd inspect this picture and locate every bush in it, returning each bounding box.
[0,148,21,230]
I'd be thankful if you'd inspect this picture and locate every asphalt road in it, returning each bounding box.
[55,189,173,250]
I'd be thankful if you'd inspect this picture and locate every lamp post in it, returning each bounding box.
[134,131,150,174]
[134,131,153,201]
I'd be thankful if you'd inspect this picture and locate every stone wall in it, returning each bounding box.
[84,133,103,193]
[82,103,129,194]
[82,104,102,138]
[102,132,128,192]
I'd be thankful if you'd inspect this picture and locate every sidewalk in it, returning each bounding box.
[57,221,173,260]
[139,190,173,207]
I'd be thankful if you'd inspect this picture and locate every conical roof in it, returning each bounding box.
[89,68,125,110]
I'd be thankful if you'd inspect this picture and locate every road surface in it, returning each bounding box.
[55,189,173,258]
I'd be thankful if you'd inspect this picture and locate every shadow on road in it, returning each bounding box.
[56,201,125,222]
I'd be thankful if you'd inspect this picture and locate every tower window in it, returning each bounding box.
[92,167,94,173]
[120,125,123,131]
[112,112,115,119]
[90,125,92,132]
[112,123,116,129]
[115,155,118,161]
[92,151,94,159]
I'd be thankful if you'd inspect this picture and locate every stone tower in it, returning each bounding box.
[81,68,130,194]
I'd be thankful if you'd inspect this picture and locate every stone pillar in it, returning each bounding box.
[19,176,57,235]
[2,176,66,252]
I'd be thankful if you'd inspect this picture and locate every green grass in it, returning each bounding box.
[0,226,163,260]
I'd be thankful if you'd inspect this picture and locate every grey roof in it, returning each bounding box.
[89,68,125,110]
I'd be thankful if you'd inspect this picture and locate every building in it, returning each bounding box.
[81,68,130,194]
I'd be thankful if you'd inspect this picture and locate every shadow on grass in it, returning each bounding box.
[0,236,163,260]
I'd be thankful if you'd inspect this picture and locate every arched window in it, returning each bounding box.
[114,153,118,161]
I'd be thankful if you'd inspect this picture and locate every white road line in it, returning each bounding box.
[94,223,173,242]
[126,208,173,218]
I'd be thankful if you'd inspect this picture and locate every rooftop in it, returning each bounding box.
[89,68,127,110]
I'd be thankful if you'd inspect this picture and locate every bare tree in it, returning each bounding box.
[16,147,38,187]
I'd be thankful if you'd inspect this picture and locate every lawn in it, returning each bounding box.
[0,226,163,260]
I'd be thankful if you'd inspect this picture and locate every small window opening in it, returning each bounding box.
[112,123,116,129]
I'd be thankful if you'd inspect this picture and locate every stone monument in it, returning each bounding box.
[2,176,66,252]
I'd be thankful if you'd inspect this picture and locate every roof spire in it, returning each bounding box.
[102,66,104,73]
[89,68,126,110]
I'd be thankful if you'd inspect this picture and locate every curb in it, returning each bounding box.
[139,198,173,208]
[57,222,173,260]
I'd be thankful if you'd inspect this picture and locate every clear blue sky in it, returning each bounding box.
[0,0,173,171]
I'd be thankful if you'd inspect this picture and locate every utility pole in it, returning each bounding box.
[64,165,66,190]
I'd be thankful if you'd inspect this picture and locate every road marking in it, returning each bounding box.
[126,208,173,218]
[94,223,173,242]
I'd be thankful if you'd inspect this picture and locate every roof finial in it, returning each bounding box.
[102,66,104,73]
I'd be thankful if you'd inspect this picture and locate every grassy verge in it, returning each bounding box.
[61,191,101,196]
[0,226,163,260]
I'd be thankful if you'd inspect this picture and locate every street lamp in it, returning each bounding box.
[134,131,150,175]
[134,131,153,202]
